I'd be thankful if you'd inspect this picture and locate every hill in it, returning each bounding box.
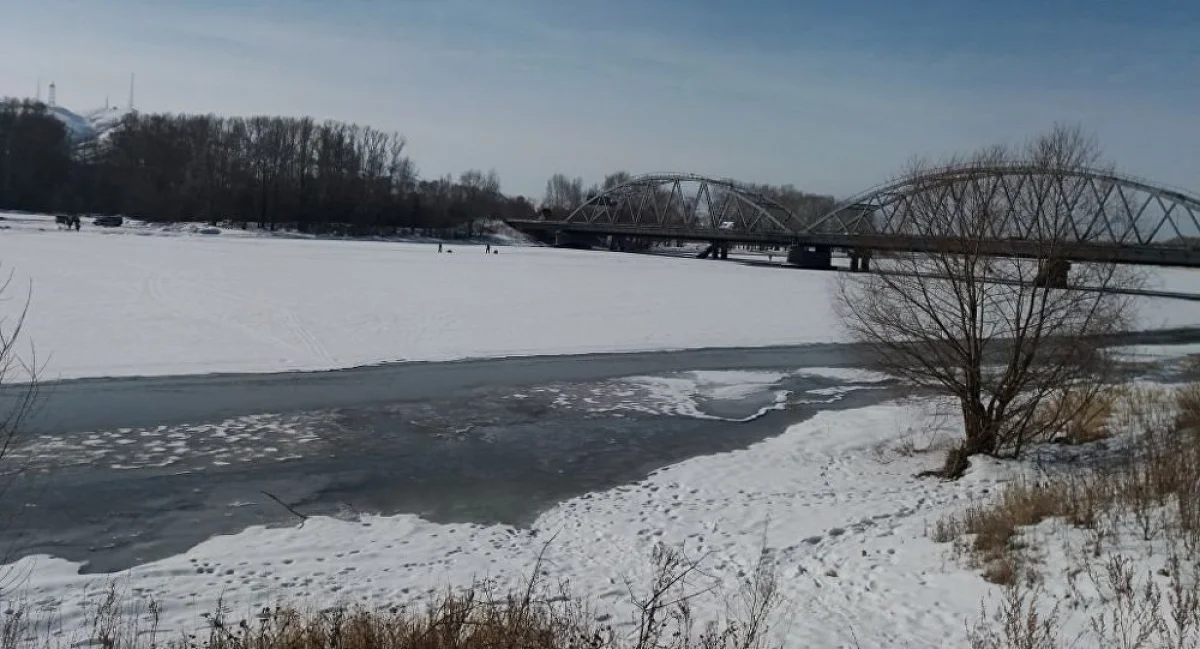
[48,104,129,143]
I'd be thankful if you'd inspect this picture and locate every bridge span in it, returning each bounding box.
[508,168,1200,269]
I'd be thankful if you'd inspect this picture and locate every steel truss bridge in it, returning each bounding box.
[507,169,1200,268]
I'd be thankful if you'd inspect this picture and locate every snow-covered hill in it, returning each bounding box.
[49,104,129,143]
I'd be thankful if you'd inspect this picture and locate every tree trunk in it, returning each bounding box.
[962,404,999,456]
[929,405,1000,479]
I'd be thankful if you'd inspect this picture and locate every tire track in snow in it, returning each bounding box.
[140,272,302,358]
[64,240,337,367]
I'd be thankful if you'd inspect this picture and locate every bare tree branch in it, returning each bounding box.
[836,126,1142,477]
[0,270,41,596]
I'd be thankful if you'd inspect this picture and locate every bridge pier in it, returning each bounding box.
[1034,259,1071,288]
[849,249,872,272]
[705,241,729,260]
[787,244,833,270]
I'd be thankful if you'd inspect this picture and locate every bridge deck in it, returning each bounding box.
[507,220,1200,268]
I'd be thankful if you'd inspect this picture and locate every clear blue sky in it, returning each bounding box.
[2,0,1196,200]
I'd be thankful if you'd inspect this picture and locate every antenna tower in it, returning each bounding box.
[128,73,135,112]
[48,82,56,107]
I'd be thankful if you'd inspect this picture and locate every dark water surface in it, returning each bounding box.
[3,332,1200,574]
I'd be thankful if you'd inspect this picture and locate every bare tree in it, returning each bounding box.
[0,273,38,596]
[0,275,35,477]
[542,173,584,213]
[835,125,1142,478]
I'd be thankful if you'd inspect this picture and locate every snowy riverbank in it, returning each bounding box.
[3,397,1006,648]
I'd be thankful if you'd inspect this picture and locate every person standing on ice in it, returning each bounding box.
[438,242,443,253]
[485,243,491,254]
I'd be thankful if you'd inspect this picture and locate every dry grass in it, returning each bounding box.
[0,545,782,649]
[1033,387,1126,445]
[942,382,1200,647]
[1174,383,1200,432]
[967,581,1062,649]
[933,383,1200,586]
[968,553,1200,649]
[931,478,1069,582]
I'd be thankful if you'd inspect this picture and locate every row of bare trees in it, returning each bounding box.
[0,100,537,234]
[0,100,72,213]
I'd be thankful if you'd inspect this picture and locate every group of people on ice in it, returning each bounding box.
[437,242,499,255]
[56,215,82,231]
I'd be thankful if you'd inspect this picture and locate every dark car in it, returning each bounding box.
[93,216,124,227]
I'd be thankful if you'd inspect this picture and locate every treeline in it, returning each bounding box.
[0,100,73,213]
[0,99,534,234]
[0,98,834,233]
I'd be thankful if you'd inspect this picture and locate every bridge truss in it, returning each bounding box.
[808,165,1200,250]
[513,168,1200,266]
[564,173,808,237]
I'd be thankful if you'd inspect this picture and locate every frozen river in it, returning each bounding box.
[1,343,894,573]
[5,327,1200,574]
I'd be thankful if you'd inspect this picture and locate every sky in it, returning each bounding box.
[1,0,1197,201]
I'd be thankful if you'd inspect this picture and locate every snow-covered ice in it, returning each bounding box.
[8,412,329,472]
[1,400,1008,648]
[1,217,848,380]
[3,216,1200,381]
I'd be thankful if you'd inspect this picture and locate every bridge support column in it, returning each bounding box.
[787,244,833,270]
[849,249,872,272]
[1034,259,1070,288]
[707,241,730,260]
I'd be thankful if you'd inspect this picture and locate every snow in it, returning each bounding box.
[0,217,847,380]
[0,399,1009,648]
[2,216,1200,381]
[5,394,1191,647]
[1114,342,1200,362]
[7,412,326,472]
[2,213,1197,644]
[618,370,791,420]
[47,105,129,143]
[526,369,794,422]
[48,106,94,141]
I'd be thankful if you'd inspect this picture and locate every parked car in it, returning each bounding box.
[93,216,124,227]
